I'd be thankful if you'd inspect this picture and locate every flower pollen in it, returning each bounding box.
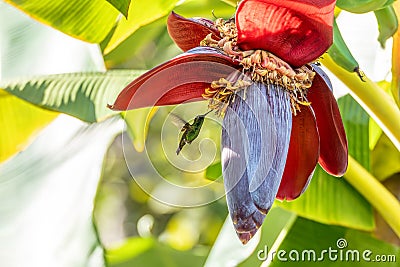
[202,78,251,117]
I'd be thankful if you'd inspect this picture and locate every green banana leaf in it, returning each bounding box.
[369,80,400,180]
[175,0,236,18]
[3,0,119,43]
[103,17,171,69]
[278,95,374,230]
[106,0,132,18]
[206,207,296,267]
[0,91,57,163]
[205,162,223,181]
[0,1,106,162]
[104,0,235,69]
[372,134,400,181]
[0,1,106,79]
[204,216,262,267]
[103,0,180,54]
[0,116,122,267]
[1,71,144,123]
[123,107,159,152]
[106,237,207,267]
[205,94,374,230]
[220,0,237,7]
[338,95,371,170]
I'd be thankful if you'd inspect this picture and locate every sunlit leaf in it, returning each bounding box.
[205,162,222,181]
[366,73,400,199]
[104,0,179,54]
[206,168,374,230]
[372,134,400,181]
[123,107,158,152]
[369,81,396,149]
[278,166,373,231]
[0,91,57,163]
[268,217,400,267]
[104,17,169,69]
[106,236,207,267]
[278,95,374,231]
[338,95,370,170]
[104,0,235,69]
[374,174,400,243]
[1,70,144,122]
[369,117,383,150]
[219,0,237,7]
[3,0,119,43]
[0,116,123,267]
[204,215,262,267]
[0,2,106,80]
[175,0,235,18]
[107,0,132,18]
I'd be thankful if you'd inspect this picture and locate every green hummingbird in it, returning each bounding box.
[170,110,212,155]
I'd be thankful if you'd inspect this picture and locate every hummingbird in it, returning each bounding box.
[170,110,212,155]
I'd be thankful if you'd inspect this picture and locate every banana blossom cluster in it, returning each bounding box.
[109,0,348,244]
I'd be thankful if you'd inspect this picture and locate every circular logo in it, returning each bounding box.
[336,238,348,249]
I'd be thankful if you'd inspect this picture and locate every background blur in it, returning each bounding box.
[0,0,399,266]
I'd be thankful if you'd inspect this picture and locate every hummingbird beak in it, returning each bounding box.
[202,109,213,116]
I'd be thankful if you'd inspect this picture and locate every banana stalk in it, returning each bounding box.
[321,55,400,151]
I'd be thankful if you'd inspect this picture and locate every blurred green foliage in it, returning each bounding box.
[0,1,399,267]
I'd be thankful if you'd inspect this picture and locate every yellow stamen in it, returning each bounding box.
[203,78,251,116]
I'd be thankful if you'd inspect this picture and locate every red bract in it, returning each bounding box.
[167,12,220,52]
[109,47,236,110]
[277,106,319,200]
[109,3,347,244]
[236,0,336,67]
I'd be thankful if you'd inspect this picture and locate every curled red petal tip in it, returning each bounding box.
[308,65,348,176]
[167,11,220,52]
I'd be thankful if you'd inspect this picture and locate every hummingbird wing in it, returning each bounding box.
[169,112,187,128]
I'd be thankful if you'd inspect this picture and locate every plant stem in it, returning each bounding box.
[345,156,400,238]
[321,55,400,151]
